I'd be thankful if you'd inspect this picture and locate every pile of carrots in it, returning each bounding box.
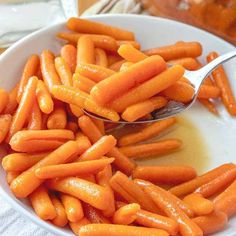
[0,17,236,236]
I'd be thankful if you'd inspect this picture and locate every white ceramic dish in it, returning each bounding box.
[0,14,236,236]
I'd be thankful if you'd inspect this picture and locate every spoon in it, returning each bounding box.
[84,50,236,124]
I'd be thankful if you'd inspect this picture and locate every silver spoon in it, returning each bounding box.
[84,50,236,124]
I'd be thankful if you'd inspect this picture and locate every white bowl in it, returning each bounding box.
[0,14,236,236]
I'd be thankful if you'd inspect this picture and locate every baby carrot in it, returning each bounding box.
[118,44,147,62]
[61,44,77,73]
[73,73,96,93]
[198,85,221,99]
[40,50,61,92]
[117,40,141,50]
[47,105,67,129]
[47,177,112,210]
[168,57,201,71]
[10,141,79,198]
[36,80,54,114]
[107,54,123,66]
[17,54,40,102]
[91,55,167,105]
[0,114,12,144]
[69,104,84,118]
[29,185,56,220]
[132,165,196,185]
[198,99,219,116]
[113,203,140,225]
[193,211,228,235]
[70,217,91,236]
[95,48,108,67]
[110,65,185,112]
[91,118,105,135]
[76,63,115,82]
[75,131,92,153]
[79,224,169,236]
[66,121,79,133]
[119,139,182,159]
[3,84,18,115]
[169,163,236,197]
[183,193,214,216]
[35,158,114,179]
[144,41,202,60]
[6,171,20,185]
[142,181,203,236]
[61,194,84,223]
[55,57,73,86]
[109,60,126,72]
[119,62,134,72]
[67,17,135,40]
[207,51,236,115]
[7,76,38,141]
[118,117,176,146]
[0,89,9,114]
[77,35,95,65]
[121,96,168,122]
[27,100,42,130]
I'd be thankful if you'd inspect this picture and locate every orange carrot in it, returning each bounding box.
[70,217,91,235]
[168,57,201,70]
[107,54,123,66]
[75,131,92,153]
[7,76,38,141]
[27,100,42,130]
[67,18,135,40]
[169,163,236,197]
[6,171,20,185]
[95,48,108,67]
[144,41,202,60]
[207,51,236,115]
[117,40,141,50]
[193,211,228,235]
[119,62,133,72]
[10,140,79,198]
[61,44,77,73]
[113,203,140,225]
[90,55,167,105]
[47,105,67,129]
[73,73,96,93]
[121,96,167,122]
[3,84,19,115]
[118,117,176,146]
[91,118,105,135]
[0,89,9,114]
[198,99,219,115]
[40,50,61,92]
[35,158,114,179]
[77,35,95,65]
[109,60,126,72]
[17,54,40,102]
[198,85,221,99]
[36,80,54,114]
[66,121,79,133]
[29,185,56,220]
[47,177,112,210]
[132,165,196,185]
[69,104,84,118]
[0,114,12,143]
[110,66,184,112]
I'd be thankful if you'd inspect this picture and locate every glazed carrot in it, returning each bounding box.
[51,195,68,227]
[110,66,185,112]
[61,44,77,73]
[120,139,182,159]
[109,60,126,72]
[79,224,169,236]
[119,62,133,72]
[117,40,141,50]
[144,41,202,60]
[6,171,20,185]
[17,54,40,102]
[198,99,219,115]
[77,35,95,66]
[193,211,228,235]
[142,181,203,236]
[161,81,194,103]
[40,50,61,92]
[168,57,201,70]
[35,158,114,179]
[36,80,54,114]
[207,51,236,115]
[66,121,79,133]
[107,54,123,66]
[183,193,214,216]
[75,131,92,153]
[70,218,91,236]
[61,194,84,223]
[132,165,196,185]
[91,55,167,105]
[55,57,73,86]
[10,141,79,198]
[121,96,168,122]
[95,48,108,67]
[198,85,221,99]
[29,185,56,220]
[91,118,105,135]
[67,18,135,40]
[73,73,96,93]
[195,167,236,198]
[9,129,74,152]
[47,177,112,210]
[0,89,9,115]
[118,117,176,146]
[213,180,236,217]
[47,105,67,129]
[76,63,115,82]
[82,174,96,183]
[0,114,12,143]
[3,84,18,115]
[7,76,38,141]
[69,104,84,118]
[27,100,42,130]
[136,209,179,236]
[113,203,140,225]
[2,152,48,172]
[169,163,236,197]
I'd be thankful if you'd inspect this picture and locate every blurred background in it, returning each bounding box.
[0,0,236,52]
